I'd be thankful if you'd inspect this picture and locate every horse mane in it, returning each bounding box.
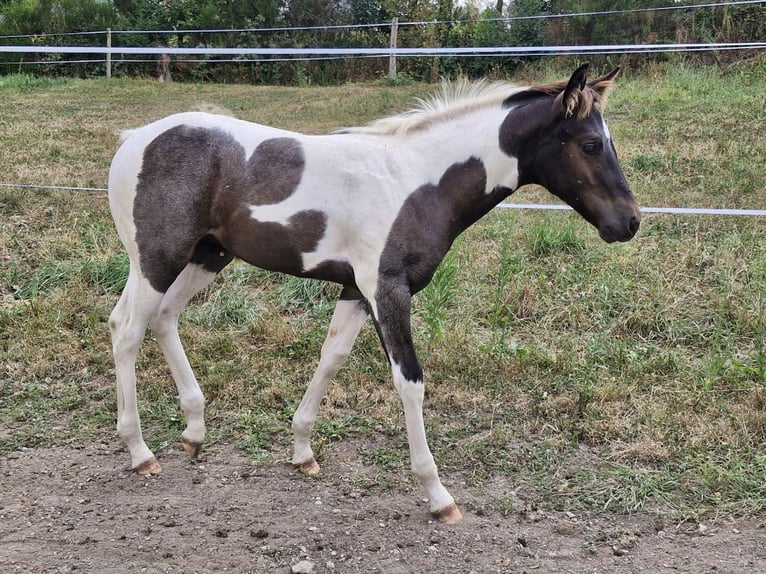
[512,75,615,120]
[339,79,526,137]
[341,75,616,136]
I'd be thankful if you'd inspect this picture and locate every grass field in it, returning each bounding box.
[1,63,765,521]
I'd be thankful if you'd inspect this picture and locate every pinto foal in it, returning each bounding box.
[108,64,639,523]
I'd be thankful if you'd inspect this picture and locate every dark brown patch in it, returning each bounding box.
[374,158,512,382]
[379,157,511,295]
[133,125,336,292]
[217,209,327,275]
[229,137,305,206]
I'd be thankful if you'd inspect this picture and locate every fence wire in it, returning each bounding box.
[2,183,763,217]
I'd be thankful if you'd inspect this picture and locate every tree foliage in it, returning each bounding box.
[0,0,762,83]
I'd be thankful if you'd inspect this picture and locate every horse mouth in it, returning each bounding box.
[599,215,640,243]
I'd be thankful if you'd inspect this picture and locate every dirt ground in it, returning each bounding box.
[1,443,765,574]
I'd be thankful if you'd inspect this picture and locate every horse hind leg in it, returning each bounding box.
[109,267,165,475]
[292,295,369,474]
[150,239,234,459]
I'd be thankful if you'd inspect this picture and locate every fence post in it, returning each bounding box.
[389,18,398,80]
[106,28,111,78]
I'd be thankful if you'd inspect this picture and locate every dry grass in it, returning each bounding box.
[1,64,765,519]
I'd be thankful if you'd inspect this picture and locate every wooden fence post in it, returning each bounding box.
[389,18,398,80]
[106,28,111,78]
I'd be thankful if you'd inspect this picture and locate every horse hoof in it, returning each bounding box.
[295,457,320,475]
[182,438,203,458]
[432,503,463,524]
[134,457,162,476]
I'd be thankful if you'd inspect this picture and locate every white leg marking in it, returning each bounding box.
[292,299,368,468]
[391,364,456,516]
[149,264,217,454]
[109,268,164,472]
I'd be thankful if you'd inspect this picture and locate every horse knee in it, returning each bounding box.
[110,325,143,362]
[149,307,177,339]
[320,345,351,372]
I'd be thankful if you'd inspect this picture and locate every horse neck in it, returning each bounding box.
[401,105,520,195]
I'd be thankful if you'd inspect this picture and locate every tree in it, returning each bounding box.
[0,0,117,35]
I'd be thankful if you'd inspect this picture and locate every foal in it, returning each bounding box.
[108,64,639,523]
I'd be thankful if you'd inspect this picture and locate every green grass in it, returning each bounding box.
[1,63,765,520]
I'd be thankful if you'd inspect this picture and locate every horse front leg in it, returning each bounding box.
[373,285,463,524]
[292,296,369,473]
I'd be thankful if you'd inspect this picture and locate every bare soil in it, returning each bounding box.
[1,444,765,574]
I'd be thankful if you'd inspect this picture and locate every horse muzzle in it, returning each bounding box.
[598,211,641,243]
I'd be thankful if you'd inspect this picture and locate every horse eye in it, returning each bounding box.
[581,142,600,155]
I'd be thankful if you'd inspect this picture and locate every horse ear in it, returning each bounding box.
[593,67,620,84]
[589,67,620,102]
[562,63,589,117]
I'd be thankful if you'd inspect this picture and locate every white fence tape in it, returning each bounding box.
[1,42,765,57]
[497,203,766,217]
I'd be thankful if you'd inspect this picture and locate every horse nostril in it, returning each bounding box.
[629,216,640,234]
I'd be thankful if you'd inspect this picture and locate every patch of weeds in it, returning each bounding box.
[729,301,766,389]
[186,287,260,327]
[0,379,93,453]
[677,451,766,515]
[80,252,129,294]
[11,260,71,299]
[417,239,460,344]
[0,187,28,216]
[136,393,190,453]
[308,414,376,459]
[75,209,116,253]
[358,442,408,472]
[547,461,680,513]
[223,262,272,287]
[527,219,585,257]
[449,426,527,479]
[274,276,337,316]
[315,413,372,441]
[495,497,517,517]
[730,351,766,389]
[233,408,290,462]
[627,152,665,173]
[381,71,419,86]
[479,243,528,359]
[343,472,404,494]
[0,74,67,92]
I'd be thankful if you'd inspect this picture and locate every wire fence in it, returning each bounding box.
[2,183,763,217]
[2,42,765,57]
[0,3,762,216]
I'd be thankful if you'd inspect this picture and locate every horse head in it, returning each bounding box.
[501,63,640,243]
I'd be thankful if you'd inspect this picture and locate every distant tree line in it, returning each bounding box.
[0,0,763,83]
